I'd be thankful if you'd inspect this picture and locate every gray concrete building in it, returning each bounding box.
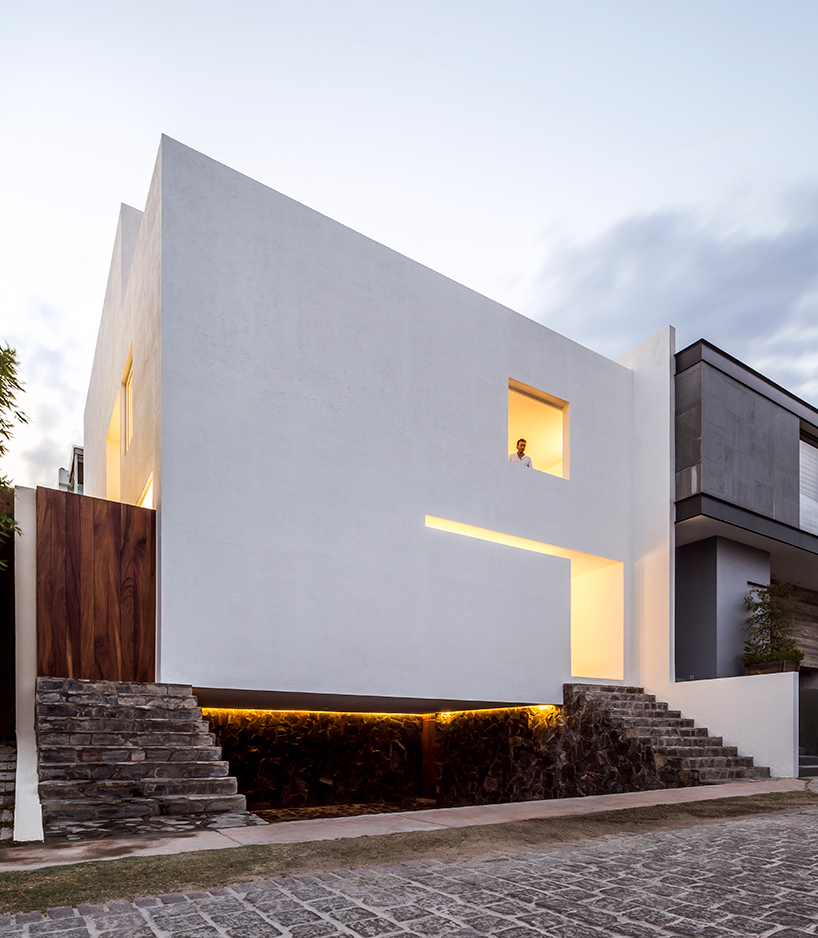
[674,340,818,729]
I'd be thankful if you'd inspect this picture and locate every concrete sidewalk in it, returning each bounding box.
[0,777,807,872]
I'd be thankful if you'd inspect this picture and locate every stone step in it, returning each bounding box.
[38,708,203,725]
[663,745,739,758]
[613,715,696,729]
[698,766,771,782]
[623,726,712,741]
[37,677,194,697]
[40,792,247,822]
[38,720,209,739]
[40,776,238,801]
[678,755,755,769]
[800,756,818,767]
[566,684,647,696]
[38,699,200,717]
[580,694,661,708]
[38,732,216,750]
[605,704,682,720]
[39,745,223,765]
[799,764,818,777]
[39,760,231,782]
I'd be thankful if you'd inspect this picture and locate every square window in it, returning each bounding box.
[508,379,569,478]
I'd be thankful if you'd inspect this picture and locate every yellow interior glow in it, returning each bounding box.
[105,391,121,502]
[425,515,624,681]
[137,473,154,510]
[203,705,560,721]
[508,380,569,479]
[125,365,133,448]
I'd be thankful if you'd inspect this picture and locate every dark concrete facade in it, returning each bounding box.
[676,353,801,526]
[675,536,770,681]
[674,341,818,685]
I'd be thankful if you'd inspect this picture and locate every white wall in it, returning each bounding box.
[667,672,798,779]
[84,184,161,508]
[153,137,646,704]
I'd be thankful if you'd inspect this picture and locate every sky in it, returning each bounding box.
[3,1,818,486]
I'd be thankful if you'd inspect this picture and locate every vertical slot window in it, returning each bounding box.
[124,362,134,450]
[800,431,818,535]
[508,379,569,479]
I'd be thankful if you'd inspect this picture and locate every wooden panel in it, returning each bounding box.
[51,491,67,674]
[36,487,155,681]
[93,496,122,680]
[119,503,137,681]
[64,491,82,678]
[79,494,96,678]
[132,504,156,682]
[36,488,56,675]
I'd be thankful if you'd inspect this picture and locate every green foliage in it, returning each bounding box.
[741,582,804,665]
[0,344,27,565]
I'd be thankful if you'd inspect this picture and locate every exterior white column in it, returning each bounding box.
[13,486,43,842]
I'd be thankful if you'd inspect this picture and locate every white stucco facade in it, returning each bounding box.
[82,136,797,774]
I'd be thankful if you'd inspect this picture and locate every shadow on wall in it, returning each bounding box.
[205,697,694,811]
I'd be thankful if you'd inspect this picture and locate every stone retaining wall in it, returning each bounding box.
[206,695,690,810]
[205,709,423,809]
[435,699,669,805]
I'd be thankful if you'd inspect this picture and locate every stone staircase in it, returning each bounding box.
[564,684,771,783]
[799,750,818,778]
[36,677,250,836]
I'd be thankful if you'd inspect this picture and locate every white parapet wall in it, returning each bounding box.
[661,672,799,779]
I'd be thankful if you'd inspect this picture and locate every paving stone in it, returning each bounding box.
[208,912,284,937]
[11,806,818,938]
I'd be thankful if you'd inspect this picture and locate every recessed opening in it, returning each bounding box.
[425,516,624,681]
[508,379,569,478]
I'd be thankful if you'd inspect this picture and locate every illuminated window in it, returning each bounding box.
[508,379,569,478]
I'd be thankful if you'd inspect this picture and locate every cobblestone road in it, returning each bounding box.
[5,808,818,936]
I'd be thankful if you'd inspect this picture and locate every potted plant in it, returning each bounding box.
[741,582,804,674]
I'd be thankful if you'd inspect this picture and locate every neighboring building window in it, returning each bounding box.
[800,433,818,535]
[508,379,569,478]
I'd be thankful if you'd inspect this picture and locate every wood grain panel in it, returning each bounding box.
[64,491,82,678]
[36,488,55,675]
[119,503,137,680]
[94,496,122,679]
[36,487,155,681]
[51,491,67,674]
[133,504,156,681]
[79,494,96,678]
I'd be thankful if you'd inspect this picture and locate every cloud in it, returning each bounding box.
[530,200,818,406]
[3,300,90,487]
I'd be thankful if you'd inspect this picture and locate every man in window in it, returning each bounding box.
[509,438,532,468]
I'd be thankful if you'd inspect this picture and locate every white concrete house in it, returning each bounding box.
[80,136,798,778]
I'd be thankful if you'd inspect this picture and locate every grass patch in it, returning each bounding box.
[0,790,816,914]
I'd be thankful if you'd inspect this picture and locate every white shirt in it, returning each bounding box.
[509,452,532,467]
